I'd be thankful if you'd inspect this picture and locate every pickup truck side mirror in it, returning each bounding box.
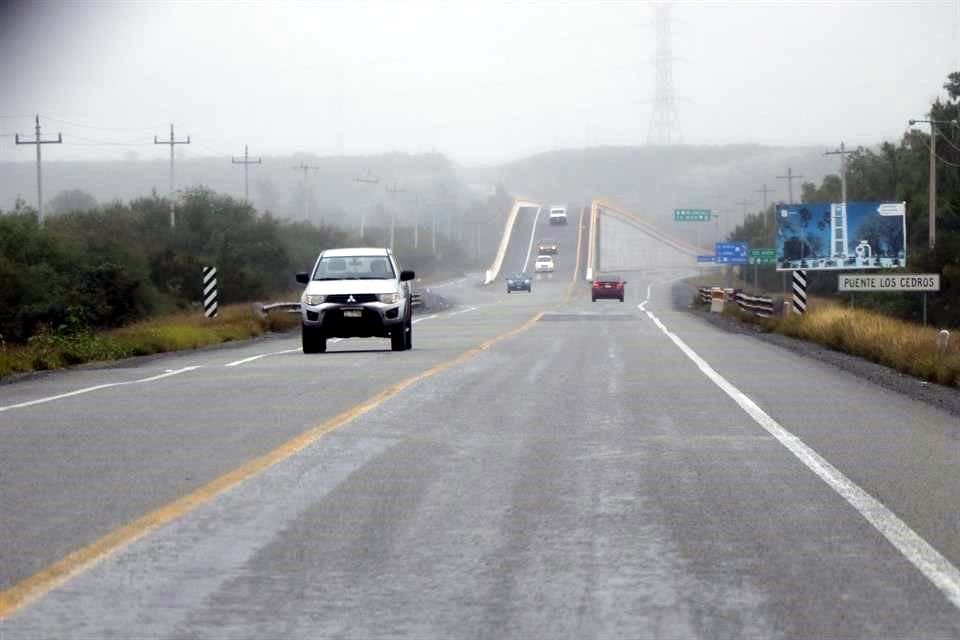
[295,272,309,284]
[400,270,415,281]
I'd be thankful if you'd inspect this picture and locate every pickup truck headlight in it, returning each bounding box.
[303,294,326,305]
[378,292,400,304]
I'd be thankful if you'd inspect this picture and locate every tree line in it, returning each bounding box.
[728,71,960,327]
[0,186,507,343]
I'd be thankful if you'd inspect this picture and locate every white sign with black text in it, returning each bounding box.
[838,273,940,292]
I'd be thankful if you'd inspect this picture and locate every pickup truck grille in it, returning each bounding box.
[325,294,378,304]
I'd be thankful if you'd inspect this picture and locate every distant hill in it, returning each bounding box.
[1,144,840,247]
[460,145,839,243]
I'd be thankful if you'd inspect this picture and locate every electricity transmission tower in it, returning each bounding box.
[231,145,261,204]
[647,4,682,145]
[154,123,191,228]
[15,115,62,222]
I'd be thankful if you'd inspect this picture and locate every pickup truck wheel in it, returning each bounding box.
[404,318,413,350]
[391,321,407,351]
[301,325,326,353]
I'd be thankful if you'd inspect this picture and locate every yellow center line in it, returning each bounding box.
[0,311,544,620]
[563,205,586,304]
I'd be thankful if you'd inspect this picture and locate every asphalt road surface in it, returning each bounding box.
[3,212,960,638]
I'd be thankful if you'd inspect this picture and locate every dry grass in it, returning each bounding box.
[0,303,300,380]
[776,301,960,387]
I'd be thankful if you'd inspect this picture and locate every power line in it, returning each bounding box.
[154,123,191,228]
[15,115,62,222]
[41,115,165,133]
[231,145,262,204]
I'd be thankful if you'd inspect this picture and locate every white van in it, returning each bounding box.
[548,206,568,225]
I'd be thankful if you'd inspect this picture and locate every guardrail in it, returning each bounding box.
[734,291,776,318]
[696,287,778,318]
[484,199,540,285]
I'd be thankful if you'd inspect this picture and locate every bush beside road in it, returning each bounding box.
[0,304,299,380]
[695,284,960,388]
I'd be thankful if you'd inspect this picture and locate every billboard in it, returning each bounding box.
[776,202,906,271]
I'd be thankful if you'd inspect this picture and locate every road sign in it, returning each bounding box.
[838,273,940,292]
[776,201,907,271]
[748,248,776,265]
[877,202,906,216]
[715,242,748,264]
[674,208,712,222]
[696,255,716,263]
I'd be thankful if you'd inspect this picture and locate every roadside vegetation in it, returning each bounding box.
[726,71,960,328]
[0,304,300,380]
[709,295,960,388]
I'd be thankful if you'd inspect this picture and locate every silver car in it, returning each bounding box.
[295,247,415,353]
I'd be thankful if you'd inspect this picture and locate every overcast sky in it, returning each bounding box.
[1,0,957,165]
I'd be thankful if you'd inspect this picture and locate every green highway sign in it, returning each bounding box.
[673,208,712,222]
[748,248,777,265]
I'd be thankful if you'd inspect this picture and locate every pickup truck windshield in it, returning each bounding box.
[313,255,395,280]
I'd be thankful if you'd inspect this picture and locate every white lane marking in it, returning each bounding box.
[425,276,468,289]
[412,314,438,325]
[637,271,694,313]
[521,206,544,273]
[224,348,301,367]
[0,366,202,413]
[447,306,478,317]
[642,307,960,610]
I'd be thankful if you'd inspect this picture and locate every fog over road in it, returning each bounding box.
[2,207,960,638]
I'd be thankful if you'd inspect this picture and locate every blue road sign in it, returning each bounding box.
[715,242,748,264]
[697,255,716,263]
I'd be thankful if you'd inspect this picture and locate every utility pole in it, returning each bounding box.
[153,123,190,228]
[294,163,320,223]
[413,191,420,250]
[354,170,380,241]
[910,118,957,249]
[15,115,62,222]
[824,141,854,206]
[754,184,772,231]
[231,145,261,204]
[776,167,804,204]
[385,181,407,250]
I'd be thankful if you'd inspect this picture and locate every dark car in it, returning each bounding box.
[592,274,625,302]
[506,272,532,293]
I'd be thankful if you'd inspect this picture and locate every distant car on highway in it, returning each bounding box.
[592,274,625,302]
[534,255,555,272]
[296,247,415,353]
[537,239,559,255]
[506,272,532,293]
[548,206,568,225]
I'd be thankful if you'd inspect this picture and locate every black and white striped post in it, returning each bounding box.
[202,266,219,318]
[791,269,808,314]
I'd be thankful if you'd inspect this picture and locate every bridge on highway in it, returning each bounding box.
[2,196,960,638]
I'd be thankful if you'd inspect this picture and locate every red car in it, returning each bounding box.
[592,275,625,302]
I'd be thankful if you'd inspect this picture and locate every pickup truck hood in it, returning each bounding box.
[304,279,398,296]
